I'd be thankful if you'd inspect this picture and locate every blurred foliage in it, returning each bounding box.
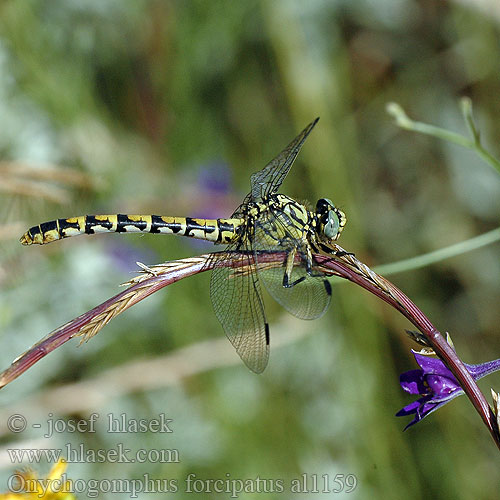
[1,0,500,498]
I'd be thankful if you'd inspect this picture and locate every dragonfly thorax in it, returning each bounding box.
[251,194,313,241]
[272,193,311,225]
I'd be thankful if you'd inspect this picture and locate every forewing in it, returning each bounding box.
[209,242,270,373]
[253,211,331,320]
[250,118,319,202]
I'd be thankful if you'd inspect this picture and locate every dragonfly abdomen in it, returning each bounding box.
[20,214,243,245]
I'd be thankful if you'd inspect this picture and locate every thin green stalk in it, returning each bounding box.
[386,100,500,174]
[374,227,500,276]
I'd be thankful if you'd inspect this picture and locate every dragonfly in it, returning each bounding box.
[20,118,346,373]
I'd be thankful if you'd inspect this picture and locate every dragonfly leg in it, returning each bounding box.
[334,249,354,257]
[283,245,329,288]
[283,247,306,288]
[322,243,355,258]
[282,245,325,288]
[303,245,330,280]
[304,245,328,279]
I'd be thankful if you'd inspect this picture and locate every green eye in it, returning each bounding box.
[324,210,340,239]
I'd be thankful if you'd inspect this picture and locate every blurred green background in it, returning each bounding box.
[1,0,500,498]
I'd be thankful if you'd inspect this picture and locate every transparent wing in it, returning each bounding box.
[209,118,321,372]
[250,117,319,202]
[253,211,331,320]
[209,241,270,374]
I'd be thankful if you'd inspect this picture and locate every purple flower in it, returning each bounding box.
[189,162,237,251]
[397,351,500,429]
[193,162,235,219]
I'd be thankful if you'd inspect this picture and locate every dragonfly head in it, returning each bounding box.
[315,198,346,242]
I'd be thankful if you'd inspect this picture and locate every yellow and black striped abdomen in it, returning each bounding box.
[20,214,244,246]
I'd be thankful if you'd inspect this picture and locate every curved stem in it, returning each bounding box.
[315,253,500,450]
[0,257,208,389]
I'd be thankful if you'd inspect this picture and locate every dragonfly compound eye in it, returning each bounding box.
[315,199,346,241]
[324,210,340,239]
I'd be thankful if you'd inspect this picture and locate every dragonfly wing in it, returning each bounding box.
[253,211,331,320]
[209,244,270,373]
[210,118,322,371]
[250,118,319,202]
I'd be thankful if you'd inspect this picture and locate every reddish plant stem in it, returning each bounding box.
[0,259,207,389]
[315,254,500,450]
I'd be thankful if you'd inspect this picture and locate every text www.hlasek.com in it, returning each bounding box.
[7,444,179,464]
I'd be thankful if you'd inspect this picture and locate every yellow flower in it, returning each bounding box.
[0,459,76,499]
